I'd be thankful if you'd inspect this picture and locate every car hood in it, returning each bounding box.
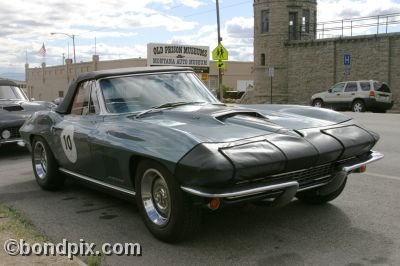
[135,104,352,143]
[311,91,327,99]
[0,100,51,122]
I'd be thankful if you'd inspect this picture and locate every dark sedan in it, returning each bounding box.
[0,79,54,147]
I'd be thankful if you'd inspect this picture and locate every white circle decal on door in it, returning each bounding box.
[60,125,77,163]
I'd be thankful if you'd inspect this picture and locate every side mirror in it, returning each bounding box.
[328,89,332,93]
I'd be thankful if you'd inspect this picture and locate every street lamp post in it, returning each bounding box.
[51,32,76,64]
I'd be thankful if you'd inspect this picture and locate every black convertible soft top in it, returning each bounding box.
[56,66,193,114]
[0,78,18,86]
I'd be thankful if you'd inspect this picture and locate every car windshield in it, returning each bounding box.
[99,72,219,113]
[0,85,28,100]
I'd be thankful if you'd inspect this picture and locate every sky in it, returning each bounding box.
[1,0,400,79]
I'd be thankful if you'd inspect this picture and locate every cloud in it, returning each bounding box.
[2,0,400,75]
[318,0,400,21]
[225,17,253,38]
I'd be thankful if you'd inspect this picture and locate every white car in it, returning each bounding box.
[311,80,393,113]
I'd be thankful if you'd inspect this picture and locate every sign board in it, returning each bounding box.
[212,44,228,60]
[216,61,226,69]
[147,43,210,72]
[268,67,274,77]
[344,54,351,65]
[201,73,209,81]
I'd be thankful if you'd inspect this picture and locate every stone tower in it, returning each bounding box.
[253,0,317,103]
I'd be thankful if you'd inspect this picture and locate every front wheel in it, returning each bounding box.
[135,160,201,242]
[296,177,347,204]
[32,136,65,190]
[312,99,323,108]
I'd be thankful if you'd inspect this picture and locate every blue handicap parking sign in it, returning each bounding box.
[344,54,351,65]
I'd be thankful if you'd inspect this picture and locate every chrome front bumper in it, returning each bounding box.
[181,151,384,201]
[0,138,25,146]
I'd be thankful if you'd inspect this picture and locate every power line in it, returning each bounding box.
[183,0,252,18]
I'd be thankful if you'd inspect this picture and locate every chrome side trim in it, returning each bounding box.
[59,168,136,196]
[342,150,384,172]
[181,181,299,198]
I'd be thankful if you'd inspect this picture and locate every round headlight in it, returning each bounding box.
[2,130,11,139]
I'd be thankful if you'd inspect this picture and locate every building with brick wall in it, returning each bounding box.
[252,0,399,110]
[25,55,254,102]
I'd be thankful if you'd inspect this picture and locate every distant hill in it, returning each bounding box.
[0,72,25,81]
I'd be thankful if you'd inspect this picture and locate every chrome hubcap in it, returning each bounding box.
[33,141,48,179]
[141,169,171,226]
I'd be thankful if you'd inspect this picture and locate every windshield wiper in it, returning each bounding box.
[134,101,205,119]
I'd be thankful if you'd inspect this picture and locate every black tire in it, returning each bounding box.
[31,136,65,190]
[312,99,324,108]
[135,160,202,242]
[296,178,347,204]
[352,100,366,112]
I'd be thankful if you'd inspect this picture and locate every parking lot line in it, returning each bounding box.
[366,172,400,181]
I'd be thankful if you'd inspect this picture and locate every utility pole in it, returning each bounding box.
[216,0,223,101]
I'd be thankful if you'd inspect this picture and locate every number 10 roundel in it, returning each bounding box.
[60,125,77,163]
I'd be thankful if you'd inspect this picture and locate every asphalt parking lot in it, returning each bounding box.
[0,112,399,266]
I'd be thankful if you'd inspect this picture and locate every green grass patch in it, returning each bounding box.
[86,252,103,266]
[0,205,47,243]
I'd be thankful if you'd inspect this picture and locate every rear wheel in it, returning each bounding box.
[296,177,347,204]
[135,160,201,242]
[352,100,366,112]
[32,136,65,190]
[312,99,323,108]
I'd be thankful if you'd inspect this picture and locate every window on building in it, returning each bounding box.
[261,54,266,66]
[261,10,269,33]
[59,91,64,97]
[289,12,298,40]
[302,10,310,33]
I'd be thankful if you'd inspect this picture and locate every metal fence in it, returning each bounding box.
[317,13,400,39]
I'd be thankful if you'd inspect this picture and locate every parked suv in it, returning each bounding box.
[311,80,393,112]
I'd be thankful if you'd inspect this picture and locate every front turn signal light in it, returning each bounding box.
[208,198,220,210]
[359,165,367,173]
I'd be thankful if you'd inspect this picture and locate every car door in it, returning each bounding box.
[342,81,358,109]
[52,81,103,178]
[324,82,345,108]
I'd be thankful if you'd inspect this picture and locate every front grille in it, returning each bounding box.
[236,163,335,190]
[269,163,334,189]
[0,126,21,140]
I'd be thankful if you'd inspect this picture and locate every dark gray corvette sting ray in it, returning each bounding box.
[20,67,384,242]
